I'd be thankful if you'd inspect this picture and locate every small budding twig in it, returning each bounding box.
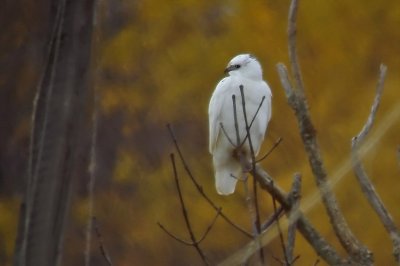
[351,64,400,263]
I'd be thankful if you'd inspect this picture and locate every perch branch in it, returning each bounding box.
[167,124,252,238]
[351,64,400,263]
[254,167,347,265]
[219,167,347,265]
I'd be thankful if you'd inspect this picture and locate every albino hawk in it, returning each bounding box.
[208,54,272,195]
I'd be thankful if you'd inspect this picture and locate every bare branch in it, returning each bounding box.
[287,0,305,95]
[240,85,265,263]
[157,222,195,246]
[238,96,267,148]
[352,64,387,144]
[158,208,221,247]
[196,208,221,245]
[256,137,283,163]
[272,191,289,265]
[232,95,241,146]
[253,167,347,265]
[167,124,252,238]
[286,174,302,264]
[278,0,372,263]
[351,64,400,263]
[220,167,347,266]
[261,206,284,232]
[169,153,209,265]
[219,122,236,147]
[249,96,266,130]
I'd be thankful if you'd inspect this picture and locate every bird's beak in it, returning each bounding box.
[224,65,236,74]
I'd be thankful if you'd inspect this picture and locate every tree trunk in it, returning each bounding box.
[14,1,95,265]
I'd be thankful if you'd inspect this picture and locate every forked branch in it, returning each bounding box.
[167,124,252,238]
[276,0,372,263]
[158,153,211,265]
[351,64,400,263]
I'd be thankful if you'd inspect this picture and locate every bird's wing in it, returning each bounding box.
[208,77,230,154]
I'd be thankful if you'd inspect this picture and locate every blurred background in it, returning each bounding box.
[1,0,400,265]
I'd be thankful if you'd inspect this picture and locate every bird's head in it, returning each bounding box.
[224,54,263,80]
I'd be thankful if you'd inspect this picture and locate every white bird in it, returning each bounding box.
[208,54,272,195]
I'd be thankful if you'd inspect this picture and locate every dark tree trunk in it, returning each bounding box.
[14,1,96,265]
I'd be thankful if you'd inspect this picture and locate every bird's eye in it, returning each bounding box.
[235,64,241,69]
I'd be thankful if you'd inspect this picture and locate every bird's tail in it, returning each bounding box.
[215,162,242,195]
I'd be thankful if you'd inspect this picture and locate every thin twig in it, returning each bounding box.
[249,96,266,130]
[261,206,285,232]
[286,174,302,264]
[232,95,241,146]
[170,153,209,265]
[238,96,266,148]
[272,190,289,265]
[158,204,221,247]
[219,122,236,147]
[240,85,265,263]
[256,137,283,163]
[157,205,221,246]
[167,124,252,238]
[196,208,221,244]
[351,64,400,263]
[93,217,113,266]
[287,0,304,95]
[157,222,195,246]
